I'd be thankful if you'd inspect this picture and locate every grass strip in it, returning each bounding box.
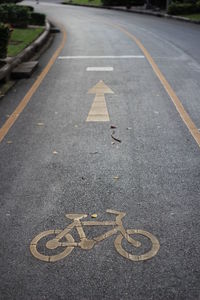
[181,13,200,21]
[7,27,44,57]
[63,0,102,6]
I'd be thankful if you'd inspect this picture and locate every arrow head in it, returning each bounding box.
[88,80,114,95]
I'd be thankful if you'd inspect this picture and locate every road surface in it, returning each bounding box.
[0,2,200,299]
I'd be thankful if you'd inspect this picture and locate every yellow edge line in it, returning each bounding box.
[0,24,67,143]
[113,24,200,148]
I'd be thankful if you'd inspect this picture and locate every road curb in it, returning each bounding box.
[61,2,200,25]
[0,21,51,82]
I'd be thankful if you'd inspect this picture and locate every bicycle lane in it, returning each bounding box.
[0,3,200,300]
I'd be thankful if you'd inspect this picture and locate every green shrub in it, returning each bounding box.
[0,23,10,59]
[168,2,198,14]
[0,4,30,28]
[0,0,22,3]
[101,0,132,6]
[101,0,114,5]
[30,12,46,26]
[151,0,165,8]
[20,5,34,12]
[131,0,145,6]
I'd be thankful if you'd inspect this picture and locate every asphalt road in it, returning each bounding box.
[0,2,200,299]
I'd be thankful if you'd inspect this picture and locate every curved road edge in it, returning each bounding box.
[0,21,51,82]
[61,2,200,25]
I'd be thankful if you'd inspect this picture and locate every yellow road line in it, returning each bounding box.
[113,24,200,148]
[0,25,67,143]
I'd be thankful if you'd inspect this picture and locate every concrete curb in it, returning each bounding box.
[0,21,50,82]
[61,2,200,25]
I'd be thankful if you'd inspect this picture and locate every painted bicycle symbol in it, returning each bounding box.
[30,209,160,262]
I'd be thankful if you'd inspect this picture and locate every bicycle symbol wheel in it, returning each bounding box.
[114,229,160,261]
[30,230,75,262]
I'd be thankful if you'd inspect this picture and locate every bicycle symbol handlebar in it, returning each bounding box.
[30,209,160,262]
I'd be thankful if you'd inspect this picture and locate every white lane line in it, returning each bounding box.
[58,55,145,59]
[86,67,114,71]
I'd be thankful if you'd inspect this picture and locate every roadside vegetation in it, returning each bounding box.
[183,13,200,20]
[168,1,200,16]
[64,0,102,5]
[0,0,45,59]
[8,27,44,57]
[63,0,144,7]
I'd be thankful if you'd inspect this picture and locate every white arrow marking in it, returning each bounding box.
[86,80,114,122]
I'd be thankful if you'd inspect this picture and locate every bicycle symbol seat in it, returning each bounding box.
[30,209,160,262]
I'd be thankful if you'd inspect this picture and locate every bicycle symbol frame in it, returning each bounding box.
[30,209,160,262]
